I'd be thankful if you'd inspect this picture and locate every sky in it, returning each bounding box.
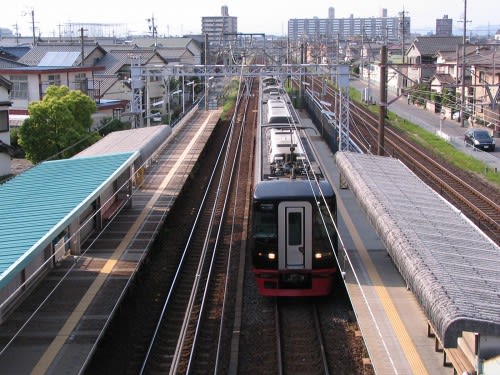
[1,0,498,39]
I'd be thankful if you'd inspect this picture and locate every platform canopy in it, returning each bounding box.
[0,151,138,289]
[336,151,500,348]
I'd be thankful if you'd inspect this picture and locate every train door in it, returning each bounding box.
[278,201,312,270]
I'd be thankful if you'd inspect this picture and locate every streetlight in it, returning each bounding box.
[205,76,214,111]
[169,89,182,125]
[186,80,196,104]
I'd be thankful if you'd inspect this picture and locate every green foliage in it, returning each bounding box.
[349,88,499,187]
[409,83,431,106]
[441,87,456,110]
[98,117,131,136]
[388,112,500,186]
[430,91,440,103]
[8,128,24,158]
[220,79,240,121]
[9,127,20,148]
[18,86,101,163]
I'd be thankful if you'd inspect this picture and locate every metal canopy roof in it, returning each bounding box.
[0,152,138,289]
[335,151,500,348]
[74,125,172,168]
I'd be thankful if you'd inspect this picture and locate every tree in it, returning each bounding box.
[18,85,101,163]
[98,117,131,137]
[441,87,457,111]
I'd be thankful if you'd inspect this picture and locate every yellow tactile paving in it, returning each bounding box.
[338,193,429,375]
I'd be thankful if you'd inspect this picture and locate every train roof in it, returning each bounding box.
[254,179,334,200]
[336,151,500,348]
[266,99,292,123]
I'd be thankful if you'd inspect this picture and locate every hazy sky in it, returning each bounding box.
[1,1,498,38]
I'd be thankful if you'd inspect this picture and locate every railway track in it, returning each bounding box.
[87,76,370,375]
[138,79,255,374]
[348,101,500,245]
[306,76,500,245]
[276,299,329,375]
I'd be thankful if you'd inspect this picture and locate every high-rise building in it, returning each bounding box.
[436,15,453,36]
[328,7,335,19]
[202,6,237,46]
[288,8,410,42]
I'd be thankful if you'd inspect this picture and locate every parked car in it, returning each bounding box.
[464,128,496,151]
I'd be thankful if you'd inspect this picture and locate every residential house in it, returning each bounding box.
[17,41,107,67]
[0,65,105,124]
[468,47,500,131]
[365,54,404,96]
[0,42,107,125]
[428,45,499,129]
[94,46,170,126]
[0,75,12,176]
[131,37,203,65]
[0,46,30,63]
[406,36,462,86]
[0,38,204,128]
[430,73,456,94]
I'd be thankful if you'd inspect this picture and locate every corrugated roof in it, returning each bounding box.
[336,152,500,347]
[0,151,138,289]
[74,125,172,168]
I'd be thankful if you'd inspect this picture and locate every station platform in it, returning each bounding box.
[0,108,222,374]
[302,112,455,375]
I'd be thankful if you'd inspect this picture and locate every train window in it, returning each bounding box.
[253,203,277,239]
[313,204,335,240]
[288,212,302,246]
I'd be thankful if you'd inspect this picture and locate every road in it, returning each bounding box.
[350,78,500,171]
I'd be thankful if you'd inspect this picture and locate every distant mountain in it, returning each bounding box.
[457,24,500,37]
[0,28,14,37]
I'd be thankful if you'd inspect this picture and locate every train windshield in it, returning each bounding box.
[313,201,336,246]
[253,203,277,239]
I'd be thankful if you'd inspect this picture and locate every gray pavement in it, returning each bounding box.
[350,79,500,172]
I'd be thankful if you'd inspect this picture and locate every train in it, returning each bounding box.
[250,76,338,297]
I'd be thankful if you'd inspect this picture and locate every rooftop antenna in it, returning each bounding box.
[147,15,158,47]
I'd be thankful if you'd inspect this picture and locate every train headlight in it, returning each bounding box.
[314,252,323,259]
[268,252,276,260]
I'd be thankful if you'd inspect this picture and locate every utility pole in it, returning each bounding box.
[400,9,409,97]
[22,8,36,46]
[147,15,158,47]
[12,23,20,45]
[30,9,35,46]
[460,0,468,127]
[361,30,364,81]
[378,45,388,156]
[204,33,208,110]
[336,33,340,64]
[400,8,408,64]
[80,27,87,66]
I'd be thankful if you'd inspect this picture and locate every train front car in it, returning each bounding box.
[251,76,338,297]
